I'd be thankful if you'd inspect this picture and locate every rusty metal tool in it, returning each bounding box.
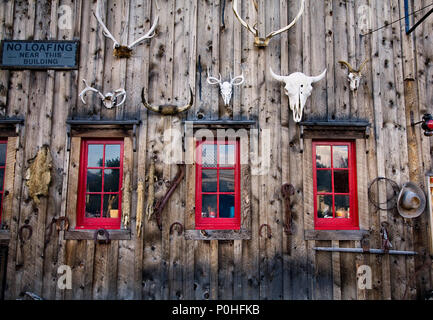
[281,183,295,254]
[154,163,186,231]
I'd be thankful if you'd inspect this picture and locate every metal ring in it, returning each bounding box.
[169,222,183,236]
[368,177,400,210]
[94,229,110,244]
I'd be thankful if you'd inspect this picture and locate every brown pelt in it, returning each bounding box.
[25,145,52,205]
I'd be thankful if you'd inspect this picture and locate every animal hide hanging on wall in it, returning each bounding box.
[25,145,52,206]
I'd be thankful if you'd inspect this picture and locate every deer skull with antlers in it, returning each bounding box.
[79,79,126,109]
[270,68,327,123]
[142,87,194,115]
[233,0,305,47]
[95,0,159,58]
[207,68,245,106]
[338,59,369,91]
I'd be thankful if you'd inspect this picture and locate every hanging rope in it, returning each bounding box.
[368,177,400,211]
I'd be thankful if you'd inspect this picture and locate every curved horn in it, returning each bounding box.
[207,68,222,85]
[338,60,355,73]
[176,87,194,113]
[266,0,305,39]
[127,15,159,49]
[231,72,245,86]
[358,58,370,73]
[233,0,258,36]
[95,0,120,49]
[141,88,161,113]
[269,67,286,82]
[309,69,327,83]
[142,87,194,115]
[79,79,104,104]
[114,89,127,107]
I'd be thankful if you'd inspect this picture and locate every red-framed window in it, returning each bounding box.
[313,140,359,230]
[76,139,124,229]
[195,139,241,230]
[0,140,7,224]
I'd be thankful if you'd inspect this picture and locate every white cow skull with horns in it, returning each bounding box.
[79,79,126,109]
[270,68,327,123]
[207,68,245,106]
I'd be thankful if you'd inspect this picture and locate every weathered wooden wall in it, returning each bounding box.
[0,0,432,300]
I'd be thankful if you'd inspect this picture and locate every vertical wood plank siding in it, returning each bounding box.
[0,0,432,300]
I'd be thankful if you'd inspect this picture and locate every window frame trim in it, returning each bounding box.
[195,139,241,230]
[76,138,124,230]
[312,140,359,230]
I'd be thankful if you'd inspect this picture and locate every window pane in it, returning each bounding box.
[85,194,101,218]
[0,169,4,191]
[202,144,217,167]
[316,146,331,168]
[316,170,332,193]
[333,145,349,168]
[220,170,235,192]
[105,144,121,167]
[104,169,120,192]
[103,194,119,218]
[317,195,333,218]
[88,144,104,167]
[202,195,217,218]
[219,144,235,167]
[202,170,217,192]
[219,195,235,218]
[335,195,350,219]
[86,169,102,192]
[334,170,349,193]
[0,144,7,166]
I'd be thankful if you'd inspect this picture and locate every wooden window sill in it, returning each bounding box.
[304,229,369,241]
[64,229,131,241]
[184,228,251,240]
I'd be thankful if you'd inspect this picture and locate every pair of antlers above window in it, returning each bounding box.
[94,0,159,58]
[233,0,305,47]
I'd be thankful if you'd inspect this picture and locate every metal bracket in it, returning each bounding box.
[133,123,137,152]
[94,229,111,244]
[66,124,71,152]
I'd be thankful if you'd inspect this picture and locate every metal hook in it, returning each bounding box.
[169,222,184,236]
[259,224,272,239]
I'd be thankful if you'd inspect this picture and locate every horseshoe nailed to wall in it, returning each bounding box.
[25,145,52,206]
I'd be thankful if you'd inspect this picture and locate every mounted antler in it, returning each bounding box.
[79,79,126,109]
[207,68,245,106]
[95,0,159,58]
[338,59,369,91]
[142,87,194,115]
[233,0,305,47]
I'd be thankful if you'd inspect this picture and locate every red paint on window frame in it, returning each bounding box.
[195,139,241,230]
[76,139,124,230]
[0,139,7,224]
[312,140,359,230]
